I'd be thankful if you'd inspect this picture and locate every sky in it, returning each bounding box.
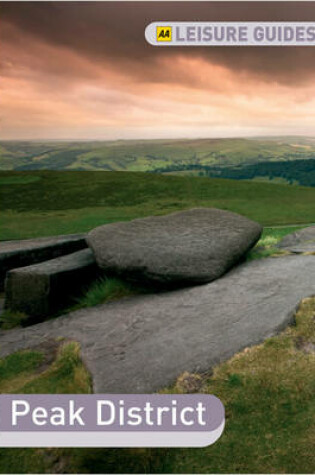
[2,1,315,140]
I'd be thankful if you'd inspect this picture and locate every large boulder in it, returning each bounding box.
[277,226,315,253]
[87,208,262,286]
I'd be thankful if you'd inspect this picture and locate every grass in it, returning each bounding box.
[1,171,315,240]
[76,277,137,308]
[0,310,29,330]
[247,226,302,260]
[0,341,92,474]
[0,350,44,385]
[0,340,91,395]
[0,175,41,185]
[0,298,314,473]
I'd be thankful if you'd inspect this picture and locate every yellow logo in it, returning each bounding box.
[157,26,172,42]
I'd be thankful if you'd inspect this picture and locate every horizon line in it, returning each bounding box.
[1,134,315,143]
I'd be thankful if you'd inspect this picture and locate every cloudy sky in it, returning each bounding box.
[2,1,315,140]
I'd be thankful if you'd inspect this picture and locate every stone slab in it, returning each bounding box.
[277,226,315,253]
[0,255,314,393]
[4,249,99,318]
[0,234,87,290]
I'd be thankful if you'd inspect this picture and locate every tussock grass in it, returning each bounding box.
[0,341,91,395]
[247,226,303,260]
[0,310,29,329]
[77,277,136,308]
[0,350,44,390]
[21,341,92,394]
[0,341,91,473]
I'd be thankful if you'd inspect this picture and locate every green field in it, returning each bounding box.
[1,136,315,172]
[1,170,315,241]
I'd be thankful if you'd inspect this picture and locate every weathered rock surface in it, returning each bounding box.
[0,234,87,290]
[277,226,315,253]
[4,249,99,318]
[0,255,314,393]
[87,208,262,286]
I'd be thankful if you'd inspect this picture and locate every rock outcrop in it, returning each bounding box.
[0,233,87,290]
[4,249,99,318]
[1,254,313,393]
[277,226,315,253]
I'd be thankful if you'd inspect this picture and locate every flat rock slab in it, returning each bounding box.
[0,255,314,393]
[87,208,262,287]
[5,249,99,318]
[0,234,87,290]
[277,226,315,253]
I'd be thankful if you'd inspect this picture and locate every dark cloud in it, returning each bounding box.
[2,2,315,86]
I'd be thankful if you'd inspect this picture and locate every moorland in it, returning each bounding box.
[1,170,315,241]
[0,139,315,474]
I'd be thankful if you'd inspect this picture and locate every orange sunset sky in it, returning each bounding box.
[1,1,315,140]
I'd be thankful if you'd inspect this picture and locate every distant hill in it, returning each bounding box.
[210,158,315,187]
[153,158,315,187]
[1,137,315,174]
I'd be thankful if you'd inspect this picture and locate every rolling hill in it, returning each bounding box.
[1,137,315,174]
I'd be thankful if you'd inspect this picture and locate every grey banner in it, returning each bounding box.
[0,394,225,447]
[145,22,315,46]
[0,394,224,431]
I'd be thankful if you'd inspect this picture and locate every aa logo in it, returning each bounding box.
[157,26,172,42]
